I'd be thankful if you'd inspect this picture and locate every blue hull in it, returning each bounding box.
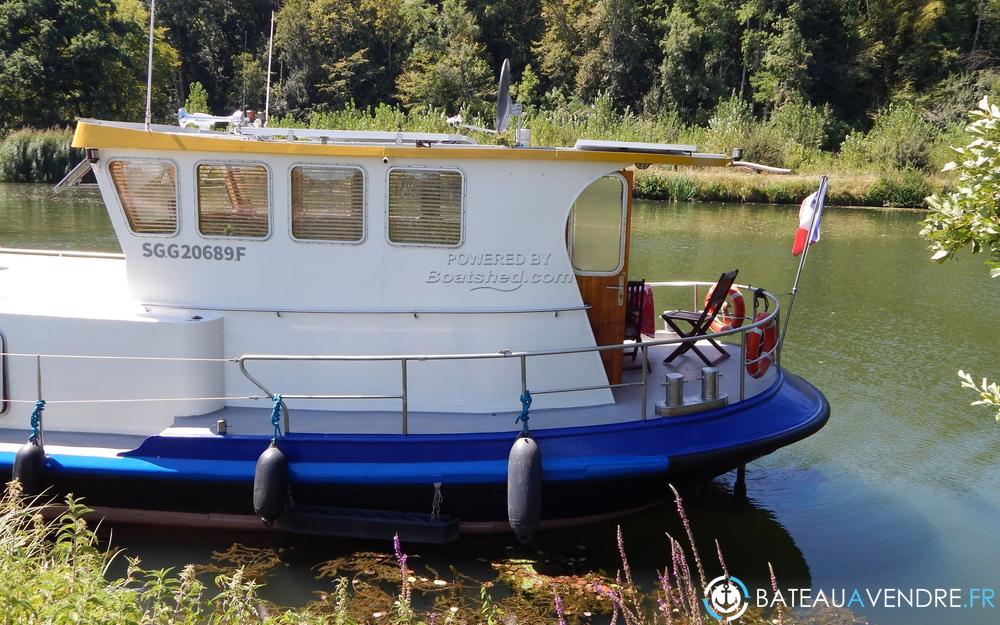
[0,371,828,526]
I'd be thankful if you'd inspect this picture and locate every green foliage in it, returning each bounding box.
[396,0,495,117]
[863,170,934,208]
[921,96,1000,277]
[183,82,210,114]
[959,370,1000,421]
[841,103,940,172]
[0,486,261,624]
[228,52,267,113]
[750,16,811,108]
[0,128,79,183]
[634,169,936,208]
[0,0,179,132]
[700,97,786,166]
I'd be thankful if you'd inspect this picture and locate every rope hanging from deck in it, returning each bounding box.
[515,390,532,434]
[28,400,45,443]
[269,394,284,441]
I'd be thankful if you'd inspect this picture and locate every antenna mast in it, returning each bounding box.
[264,10,275,126]
[144,0,156,130]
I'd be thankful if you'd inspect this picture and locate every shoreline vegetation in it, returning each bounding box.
[0,100,950,208]
[633,169,940,209]
[0,482,863,625]
[5,0,1000,210]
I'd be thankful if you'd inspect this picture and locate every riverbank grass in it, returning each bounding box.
[635,168,939,208]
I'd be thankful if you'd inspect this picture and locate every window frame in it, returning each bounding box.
[385,165,466,249]
[286,162,368,246]
[194,159,273,241]
[567,172,628,277]
[107,157,181,238]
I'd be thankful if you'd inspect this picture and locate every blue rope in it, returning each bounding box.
[28,400,45,443]
[515,390,532,434]
[269,394,284,442]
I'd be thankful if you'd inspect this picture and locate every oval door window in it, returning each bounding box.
[567,174,627,275]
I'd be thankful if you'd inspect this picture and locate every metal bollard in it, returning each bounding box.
[666,373,685,406]
[701,367,719,401]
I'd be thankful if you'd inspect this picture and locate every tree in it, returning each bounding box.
[227,51,267,113]
[750,15,811,109]
[396,0,494,117]
[921,96,1000,420]
[922,96,1000,276]
[184,81,210,112]
[0,0,179,132]
[274,0,413,117]
[655,4,706,122]
[155,0,271,114]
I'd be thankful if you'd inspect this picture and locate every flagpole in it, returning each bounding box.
[263,10,275,127]
[144,0,156,131]
[777,175,828,357]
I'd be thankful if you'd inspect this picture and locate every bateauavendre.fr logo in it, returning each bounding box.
[703,575,749,623]
[703,576,997,623]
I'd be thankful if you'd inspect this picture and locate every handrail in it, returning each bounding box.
[141,302,591,316]
[0,247,124,259]
[2,281,783,435]
[236,281,781,432]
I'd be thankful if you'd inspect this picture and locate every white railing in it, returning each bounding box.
[0,281,782,437]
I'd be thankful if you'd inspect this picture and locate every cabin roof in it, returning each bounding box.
[72,119,733,167]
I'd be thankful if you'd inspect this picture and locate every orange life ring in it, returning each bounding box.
[745,312,777,378]
[704,287,745,333]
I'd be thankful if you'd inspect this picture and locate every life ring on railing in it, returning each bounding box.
[705,287,745,333]
[745,312,777,378]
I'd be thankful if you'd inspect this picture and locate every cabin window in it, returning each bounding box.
[290,166,365,242]
[197,162,270,238]
[567,175,627,274]
[108,160,178,235]
[387,168,463,246]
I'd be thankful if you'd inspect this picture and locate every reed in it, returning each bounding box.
[0,128,79,183]
[635,168,942,208]
[0,481,862,625]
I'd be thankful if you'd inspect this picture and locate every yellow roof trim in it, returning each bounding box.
[72,121,732,167]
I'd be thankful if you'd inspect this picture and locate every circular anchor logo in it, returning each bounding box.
[703,575,749,623]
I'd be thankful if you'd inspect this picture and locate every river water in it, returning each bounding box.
[2,183,999,625]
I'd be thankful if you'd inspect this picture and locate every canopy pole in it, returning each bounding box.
[778,175,828,356]
[263,10,275,127]
[144,0,156,130]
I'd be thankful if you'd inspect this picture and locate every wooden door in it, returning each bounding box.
[572,171,633,384]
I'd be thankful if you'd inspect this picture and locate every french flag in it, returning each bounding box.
[792,179,828,256]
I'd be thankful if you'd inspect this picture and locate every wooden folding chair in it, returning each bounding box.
[624,279,646,362]
[661,269,739,366]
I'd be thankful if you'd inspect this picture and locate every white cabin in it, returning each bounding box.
[0,120,733,435]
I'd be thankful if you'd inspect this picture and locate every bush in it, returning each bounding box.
[863,169,934,207]
[0,128,79,183]
[702,97,787,167]
[635,172,697,201]
[840,103,939,172]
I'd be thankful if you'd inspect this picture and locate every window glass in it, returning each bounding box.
[291,166,364,241]
[568,175,626,274]
[109,160,178,234]
[197,163,269,238]
[388,169,463,246]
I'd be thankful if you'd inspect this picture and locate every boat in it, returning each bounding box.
[0,75,829,543]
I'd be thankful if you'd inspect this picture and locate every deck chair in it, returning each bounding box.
[661,269,739,366]
[624,279,649,369]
